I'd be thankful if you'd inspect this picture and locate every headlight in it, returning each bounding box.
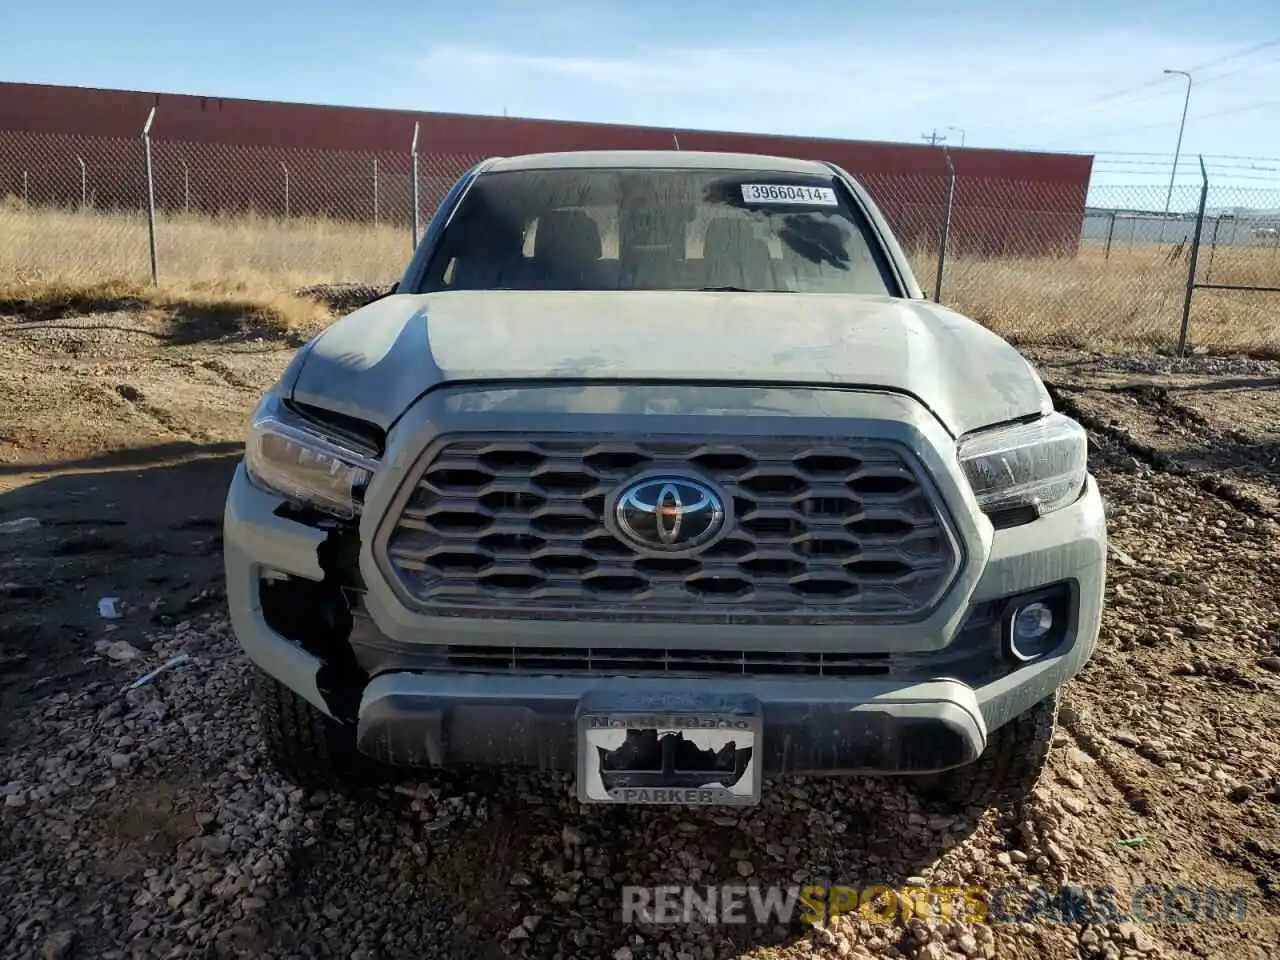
[957,412,1087,518]
[244,397,378,519]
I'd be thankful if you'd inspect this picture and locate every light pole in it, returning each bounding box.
[1163,69,1192,217]
[946,126,966,147]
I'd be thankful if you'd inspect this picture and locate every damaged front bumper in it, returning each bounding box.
[223,457,1106,779]
[354,672,988,775]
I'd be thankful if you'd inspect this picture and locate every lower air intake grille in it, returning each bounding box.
[425,645,890,677]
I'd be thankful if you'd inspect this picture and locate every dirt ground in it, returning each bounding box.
[1,305,1278,960]
[0,309,289,751]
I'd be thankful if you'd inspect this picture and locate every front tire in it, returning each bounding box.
[251,670,386,792]
[910,692,1059,812]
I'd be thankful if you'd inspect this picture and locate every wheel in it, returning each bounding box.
[909,691,1060,812]
[251,669,387,792]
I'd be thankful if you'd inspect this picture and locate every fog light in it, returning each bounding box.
[1009,601,1055,661]
[1015,602,1053,640]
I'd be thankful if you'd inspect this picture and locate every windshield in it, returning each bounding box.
[419,167,899,296]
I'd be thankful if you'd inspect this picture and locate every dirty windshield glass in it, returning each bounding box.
[421,167,898,295]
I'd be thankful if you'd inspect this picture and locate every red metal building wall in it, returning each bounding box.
[0,81,1093,257]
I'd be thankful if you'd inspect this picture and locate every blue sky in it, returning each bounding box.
[4,0,1280,198]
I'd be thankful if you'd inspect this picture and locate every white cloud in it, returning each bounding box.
[405,31,1273,152]
[413,40,1012,131]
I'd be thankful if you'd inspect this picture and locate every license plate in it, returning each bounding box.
[577,712,762,806]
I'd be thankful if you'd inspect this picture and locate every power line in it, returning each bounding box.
[1190,95,1280,122]
[1025,94,1280,152]
[1035,78,1167,122]
[1094,168,1280,179]
[1074,96,1278,144]
[1030,66,1279,148]
[1093,150,1280,162]
[989,35,1280,134]
[1003,78,1184,142]
[1031,116,1180,150]
[1093,159,1280,174]
[1193,51,1280,87]
[1092,178,1280,187]
[1092,171,1280,183]
[1093,170,1280,183]
[1048,149,1280,165]
[1183,36,1280,74]
[1009,76,1175,133]
[1091,157,1280,170]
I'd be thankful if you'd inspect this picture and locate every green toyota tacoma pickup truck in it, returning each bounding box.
[223,149,1106,812]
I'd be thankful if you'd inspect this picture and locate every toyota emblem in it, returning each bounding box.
[612,476,727,552]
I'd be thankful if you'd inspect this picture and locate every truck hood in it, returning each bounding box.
[287,290,1051,437]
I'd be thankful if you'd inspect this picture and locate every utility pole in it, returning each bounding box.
[922,129,946,146]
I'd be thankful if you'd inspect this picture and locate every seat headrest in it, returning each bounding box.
[704,217,762,256]
[533,209,602,263]
[702,216,773,289]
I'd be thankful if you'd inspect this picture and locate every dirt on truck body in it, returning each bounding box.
[1,291,1279,959]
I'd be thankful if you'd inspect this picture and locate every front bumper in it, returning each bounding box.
[223,451,1107,777]
[357,673,988,774]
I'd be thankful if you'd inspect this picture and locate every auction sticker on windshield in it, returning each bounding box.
[741,183,838,205]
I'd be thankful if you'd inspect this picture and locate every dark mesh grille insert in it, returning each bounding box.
[382,436,959,623]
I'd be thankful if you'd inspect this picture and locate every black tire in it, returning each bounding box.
[909,691,1060,812]
[251,669,386,792]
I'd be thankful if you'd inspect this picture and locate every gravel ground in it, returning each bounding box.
[1055,353,1280,378]
[2,310,1279,960]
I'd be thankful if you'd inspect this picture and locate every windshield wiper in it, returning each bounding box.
[690,286,756,292]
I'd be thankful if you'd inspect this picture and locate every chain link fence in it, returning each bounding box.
[3,127,1279,354]
[900,175,1279,356]
[0,128,482,287]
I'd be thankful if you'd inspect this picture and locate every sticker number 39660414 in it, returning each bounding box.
[740,183,838,206]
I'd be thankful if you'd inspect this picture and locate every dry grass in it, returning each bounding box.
[3,204,1279,356]
[0,274,332,339]
[0,204,394,337]
[0,203,408,286]
[911,241,1280,357]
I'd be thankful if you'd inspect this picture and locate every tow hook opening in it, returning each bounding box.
[259,526,367,721]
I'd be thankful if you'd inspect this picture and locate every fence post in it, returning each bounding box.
[1104,211,1116,261]
[78,156,87,209]
[22,171,28,206]
[1177,156,1209,358]
[182,159,190,215]
[372,157,379,227]
[280,162,290,219]
[1206,216,1221,279]
[410,122,420,250]
[933,148,956,303]
[142,107,159,284]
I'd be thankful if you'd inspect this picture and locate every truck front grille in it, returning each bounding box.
[379,434,960,624]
